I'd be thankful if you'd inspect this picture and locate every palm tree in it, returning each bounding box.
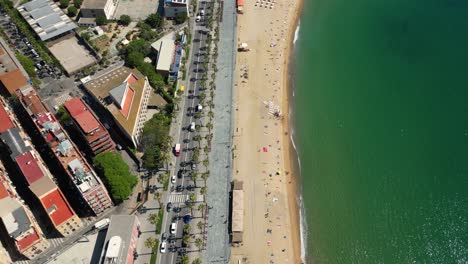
[208,110,214,119]
[148,213,159,226]
[154,192,162,207]
[203,145,209,154]
[189,193,196,203]
[193,135,202,147]
[187,201,195,214]
[182,234,191,244]
[181,255,190,264]
[206,122,213,134]
[183,224,191,234]
[197,221,204,233]
[203,158,209,167]
[144,237,157,249]
[190,172,198,185]
[201,171,209,186]
[192,257,202,264]
[200,186,207,195]
[198,203,206,217]
[194,238,203,251]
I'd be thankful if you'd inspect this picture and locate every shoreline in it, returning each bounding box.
[231,0,304,261]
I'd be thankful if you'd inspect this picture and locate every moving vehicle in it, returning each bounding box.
[183,214,192,224]
[171,174,176,184]
[174,143,181,156]
[94,218,110,230]
[160,241,167,253]
[189,122,195,132]
[200,9,205,16]
[170,222,177,234]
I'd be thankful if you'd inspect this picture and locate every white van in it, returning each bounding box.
[170,222,177,234]
[189,122,195,131]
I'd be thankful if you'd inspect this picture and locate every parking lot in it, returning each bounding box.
[0,9,63,81]
[114,0,158,21]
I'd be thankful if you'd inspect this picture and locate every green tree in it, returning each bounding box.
[127,51,144,68]
[194,238,203,251]
[197,221,203,232]
[148,213,159,225]
[15,52,36,78]
[145,13,162,28]
[144,237,157,249]
[183,224,191,234]
[181,255,189,264]
[59,0,69,8]
[73,0,82,8]
[119,14,131,26]
[56,105,72,124]
[193,134,202,147]
[96,15,107,26]
[206,122,213,134]
[93,152,138,203]
[140,113,171,169]
[197,203,206,215]
[203,158,209,167]
[80,32,91,41]
[182,234,191,245]
[200,186,207,195]
[175,12,187,24]
[201,171,209,185]
[192,257,202,264]
[67,6,77,17]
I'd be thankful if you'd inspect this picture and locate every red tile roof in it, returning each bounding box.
[0,182,8,199]
[16,229,40,251]
[63,97,86,116]
[0,69,28,95]
[40,188,74,226]
[126,74,138,85]
[22,92,47,116]
[75,111,100,134]
[120,87,134,118]
[15,152,44,185]
[0,104,14,133]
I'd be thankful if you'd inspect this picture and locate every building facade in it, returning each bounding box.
[18,86,114,216]
[80,0,119,19]
[164,0,189,18]
[64,97,115,156]
[83,67,152,148]
[0,98,83,237]
[100,215,140,264]
[0,162,50,260]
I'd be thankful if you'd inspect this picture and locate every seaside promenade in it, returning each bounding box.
[201,0,237,262]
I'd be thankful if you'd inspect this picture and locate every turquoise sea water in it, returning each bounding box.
[294,0,468,263]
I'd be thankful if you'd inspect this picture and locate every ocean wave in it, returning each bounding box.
[293,21,301,44]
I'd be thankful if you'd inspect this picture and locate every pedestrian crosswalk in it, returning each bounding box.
[48,237,64,248]
[169,193,188,204]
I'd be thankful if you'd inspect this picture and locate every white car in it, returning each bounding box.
[189,122,195,131]
[196,104,203,112]
[171,175,176,184]
[195,15,201,22]
[160,241,167,253]
[170,222,177,234]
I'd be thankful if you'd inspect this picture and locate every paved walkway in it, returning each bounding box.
[202,0,237,262]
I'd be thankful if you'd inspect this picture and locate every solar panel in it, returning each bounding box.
[23,0,48,12]
[36,13,62,28]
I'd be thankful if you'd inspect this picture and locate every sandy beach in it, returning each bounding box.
[231,0,303,262]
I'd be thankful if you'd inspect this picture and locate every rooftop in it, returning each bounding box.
[151,35,175,72]
[82,0,110,9]
[35,184,74,226]
[101,215,139,263]
[64,98,100,134]
[0,103,14,133]
[16,151,45,185]
[0,41,29,94]
[0,199,31,239]
[85,67,149,138]
[17,0,77,41]
[0,127,32,159]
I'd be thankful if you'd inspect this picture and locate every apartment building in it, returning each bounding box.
[17,86,113,215]
[0,99,83,237]
[83,66,152,148]
[64,97,115,156]
[0,162,50,260]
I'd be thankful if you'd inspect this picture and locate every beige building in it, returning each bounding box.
[83,66,152,147]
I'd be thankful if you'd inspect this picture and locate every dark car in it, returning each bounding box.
[166,202,173,212]
[176,185,184,192]
[173,207,182,213]
[186,185,195,191]
[177,170,184,178]
[183,214,192,224]
[161,232,168,241]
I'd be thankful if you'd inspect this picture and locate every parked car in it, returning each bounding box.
[166,202,173,212]
[160,241,167,253]
[171,175,176,184]
[170,222,177,234]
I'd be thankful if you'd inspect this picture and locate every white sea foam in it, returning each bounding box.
[293,21,301,44]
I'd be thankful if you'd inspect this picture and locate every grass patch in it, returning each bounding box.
[91,35,110,52]
[150,240,159,264]
[155,209,164,234]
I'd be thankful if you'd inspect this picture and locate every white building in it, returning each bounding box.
[80,0,119,19]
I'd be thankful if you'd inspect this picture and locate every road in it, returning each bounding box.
[157,2,211,264]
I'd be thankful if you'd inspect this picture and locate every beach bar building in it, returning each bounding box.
[231,180,244,245]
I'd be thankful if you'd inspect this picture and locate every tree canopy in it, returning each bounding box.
[15,52,36,78]
[94,152,138,203]
[73,0,82,8]
[140,113,171,170]
[175,12,187,24]
[59,0,69,8]
[96,15,107,26]
[145,13,162,29]
[119,14,131,26]
[67,6,77,17]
